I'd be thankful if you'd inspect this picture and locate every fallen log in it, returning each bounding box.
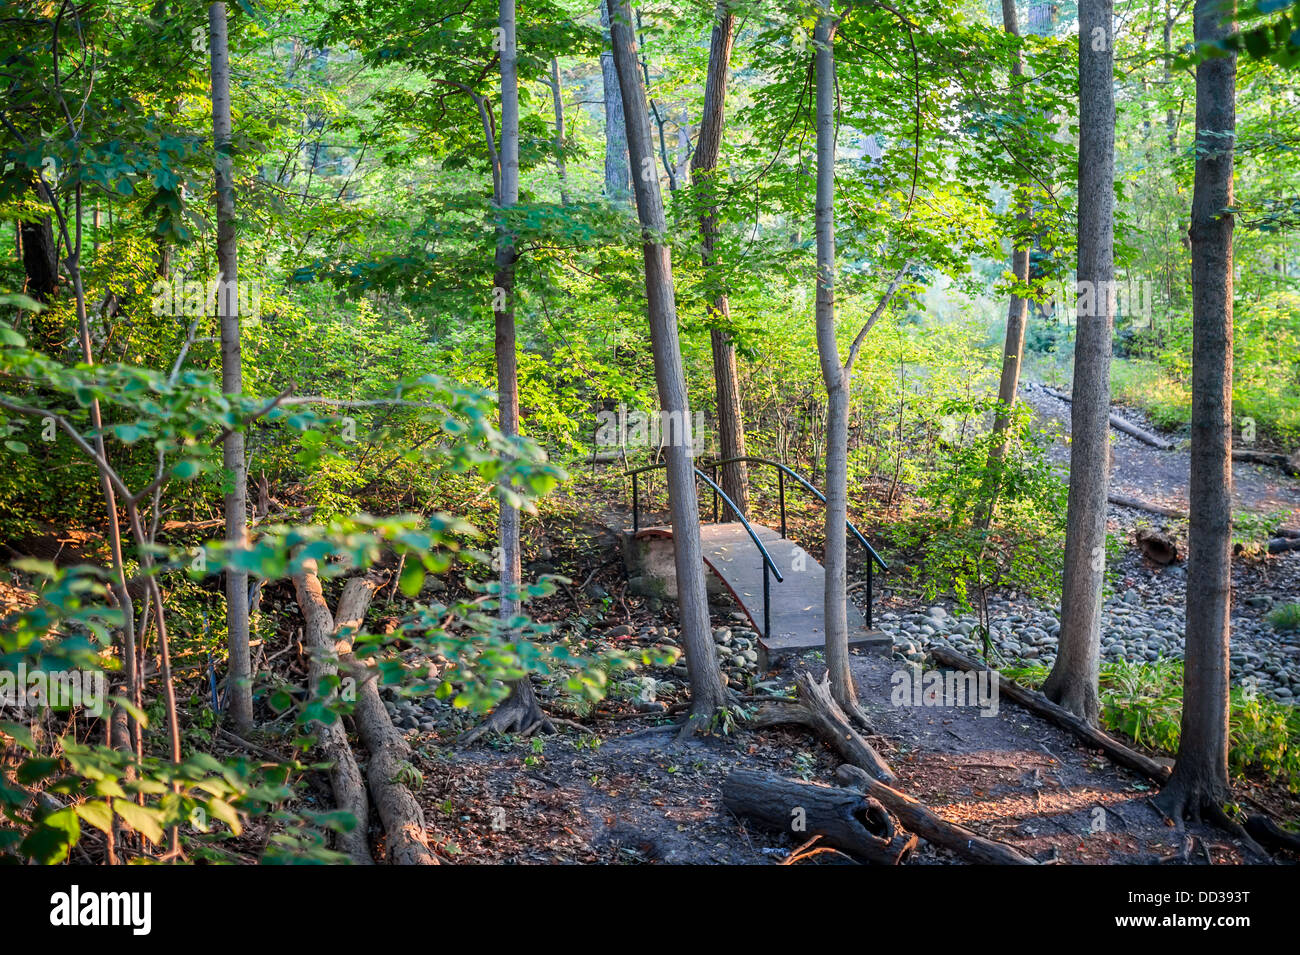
[1268,537,1300,555]
[751,672,896,782]
[1041,386,1175,449]
[722,769,916,865]
[295,564,440,864]
[292,568,373,865]
[927,645,1173,786]
[1108,493,1187,520]
[1245,814,1300,855]
[1134,527,1179,565]
[1275,526,1300,539]
[834,764,1037,865]
[1233,449,1300,478]
[331,578,441,866]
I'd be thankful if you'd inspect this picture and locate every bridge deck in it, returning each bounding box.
[635,522,889,659]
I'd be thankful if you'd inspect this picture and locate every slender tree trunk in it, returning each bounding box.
[977,0,1032,529]
[210,2,253,734]
[689,3,748,519]
[485,0,550,734]
[549,56,569,206]
[1156,0,1235,820]
[812,11,855,712]
[608,0,728,729]
[1041,0,1115,724]
[600,3,632,201]
[1164,0,1178,150]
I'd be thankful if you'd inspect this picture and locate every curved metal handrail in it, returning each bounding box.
[707,455,888,571]
[690,467,784,583]
[626,461,784,635]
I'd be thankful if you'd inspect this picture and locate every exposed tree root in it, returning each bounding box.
[752,672,895,783]
[294,564,440,864]
[291,567,373,866]
[460,677,555,744]
[1151,778,1272,863]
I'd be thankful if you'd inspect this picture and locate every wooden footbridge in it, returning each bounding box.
[626,457,889,660]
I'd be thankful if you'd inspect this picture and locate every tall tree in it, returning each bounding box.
[812,7,909,718]
[689,2,748,519]
[210,1,253,734]
[467,0,553,737]
[607,0,729,732]
[549,56,569,206]
[600,2,631,201]
[1155,0,1236,821]
[1040,0,1115,723]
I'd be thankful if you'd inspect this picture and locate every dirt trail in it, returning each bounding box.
[1021,381,1300,525]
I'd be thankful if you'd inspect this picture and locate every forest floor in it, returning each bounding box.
[379,388,1300,865]
[395,584,1281,865]
[371,494,1297,864]
[1022,379,1300,524]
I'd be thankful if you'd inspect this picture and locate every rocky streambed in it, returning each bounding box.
[879,544,1300,704]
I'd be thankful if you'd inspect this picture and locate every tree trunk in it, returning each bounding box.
[19,214,58,302]
[689,4,748,520]
[600,3,632,201]
[607,0,728,730]
[470,0,553,739]
[978,0,1032,529]
[1156,0,1236,822]
[812,12,856,713]
[722,770,916,864]
[549,56,569,206]
[291,568,373,865]
[1041,0,1114,724]
[210,2,253,735]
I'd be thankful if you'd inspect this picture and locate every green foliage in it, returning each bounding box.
[1268,602,1300,632]
[885,395,1068,610]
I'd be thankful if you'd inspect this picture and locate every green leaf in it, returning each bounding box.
[21,807,80,864]
[74,800,114,834]
[0,324,28,345]
[113,798,164,845]
[399,560,425,597]
[207,797,243,835]
[172,458,202,480]
[16,757,60,785]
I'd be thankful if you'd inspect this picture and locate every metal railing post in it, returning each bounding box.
[763,560,771,638]
[866,560,874,629]
[778,469,786,538]
[632,473,639,533]
[711,464,719,523]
